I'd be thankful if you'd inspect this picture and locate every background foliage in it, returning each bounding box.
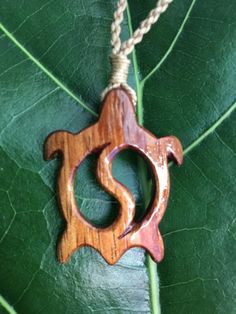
[0,0,236,313]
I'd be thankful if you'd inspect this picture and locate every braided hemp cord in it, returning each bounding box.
[102,0,173,105]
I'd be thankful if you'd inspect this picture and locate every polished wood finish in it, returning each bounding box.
[44,88,183,265]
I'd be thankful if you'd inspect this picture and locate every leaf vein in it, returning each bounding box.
[0,87,60,137]
[11,0,55,35]
[161,277,219,289]
[163,226,213,238]
[0,23,98,117]
[13,269,40,306]
[215,131,236,159]
[183,98,236,156]
[142,0,197,85]
[0,58,28,79]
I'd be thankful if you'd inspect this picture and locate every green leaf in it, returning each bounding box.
[128,0,236,312]
[0,1,150,313]
[0,0,236,314]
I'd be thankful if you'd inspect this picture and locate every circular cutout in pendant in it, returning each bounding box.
[44,88,183,265]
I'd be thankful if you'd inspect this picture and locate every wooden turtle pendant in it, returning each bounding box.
[44,88,183,265]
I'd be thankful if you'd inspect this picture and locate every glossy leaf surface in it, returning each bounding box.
[0,0,236,313]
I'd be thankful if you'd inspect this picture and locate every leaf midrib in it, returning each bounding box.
[126,3,160,314]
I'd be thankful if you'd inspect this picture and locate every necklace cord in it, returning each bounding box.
[102,0,173,105]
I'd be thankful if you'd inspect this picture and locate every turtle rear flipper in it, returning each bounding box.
[57,224,81,263]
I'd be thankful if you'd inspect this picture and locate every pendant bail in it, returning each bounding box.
[101,54,137,106]
[109,54,129,85]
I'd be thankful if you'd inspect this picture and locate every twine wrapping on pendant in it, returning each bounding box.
[102,0,173,106]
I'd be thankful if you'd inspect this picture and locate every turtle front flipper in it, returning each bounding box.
[160,136,183,166]
[44,130,70,160]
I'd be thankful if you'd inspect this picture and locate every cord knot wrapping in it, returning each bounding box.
[102,0,173,107]
[110,54,129,85]
[101,54,137,105]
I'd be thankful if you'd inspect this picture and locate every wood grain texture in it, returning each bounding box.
[44,88,183,265]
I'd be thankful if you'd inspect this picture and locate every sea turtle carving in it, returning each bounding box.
[44,88,183,265]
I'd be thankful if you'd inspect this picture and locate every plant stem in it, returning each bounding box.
[126,3,161,314]
[0,295,17,314]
